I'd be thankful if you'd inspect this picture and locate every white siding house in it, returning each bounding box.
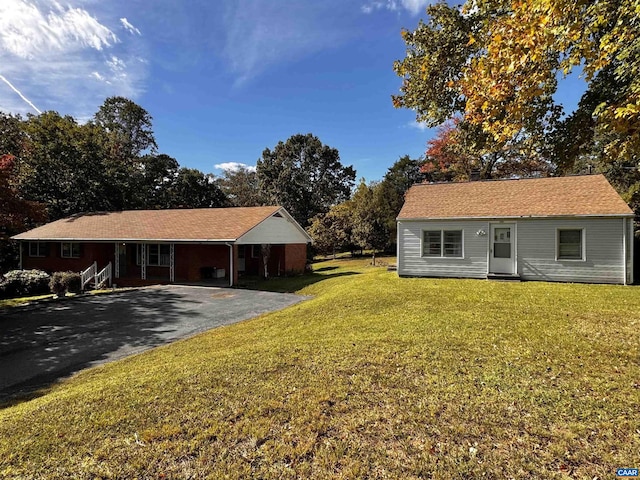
[397,175,634,285]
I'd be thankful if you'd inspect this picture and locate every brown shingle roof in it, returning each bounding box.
[398,175,633,220]
[13,206,283,241]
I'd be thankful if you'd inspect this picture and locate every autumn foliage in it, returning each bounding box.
[0,154,46,234]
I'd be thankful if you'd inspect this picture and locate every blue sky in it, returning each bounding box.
[0,0,586,182]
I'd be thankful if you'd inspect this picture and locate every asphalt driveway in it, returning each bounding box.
[0,285,307,400]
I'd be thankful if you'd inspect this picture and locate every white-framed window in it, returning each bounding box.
[422,230,463,258]
[557,228,585,261]
[28,242,48,257]
[61,242,80,258]
[136,244,171,267]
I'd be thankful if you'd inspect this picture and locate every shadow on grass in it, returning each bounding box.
[313,266,340,272]
[238,270,360,293]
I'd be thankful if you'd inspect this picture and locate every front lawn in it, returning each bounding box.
[0,258,638,478]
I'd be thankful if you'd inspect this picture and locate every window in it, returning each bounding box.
[423,231,442,257]
[251,244,261,258]
[29,242,48,257]
[422,230,463,258]
[61,242,80,258]
[136,244,171,266]
[557,229,584,260]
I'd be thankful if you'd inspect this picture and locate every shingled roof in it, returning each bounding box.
[398,175,633,220]
[13,206,287,241]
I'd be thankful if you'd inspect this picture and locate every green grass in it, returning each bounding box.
[0,287,137,309]
[1,258,639,478]
[0,293,54,308]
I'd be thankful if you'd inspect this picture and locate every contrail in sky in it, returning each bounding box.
[0,74,42,114]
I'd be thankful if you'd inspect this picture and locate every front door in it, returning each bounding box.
[489,224,515,275]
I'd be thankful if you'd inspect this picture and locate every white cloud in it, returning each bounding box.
[408,120,430,131]
[361,0,430,15]
[214,162,256,173]
[120,17,141,36]
[0,0,117,58]
[221,1,353,85]
[0,0,147,118]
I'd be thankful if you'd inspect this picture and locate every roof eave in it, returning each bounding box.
[11,237,238,243]
[397,213,635,221]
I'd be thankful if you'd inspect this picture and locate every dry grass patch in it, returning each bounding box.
[0,258,638,478]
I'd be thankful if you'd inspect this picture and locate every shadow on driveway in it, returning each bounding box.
[0,286,306,405]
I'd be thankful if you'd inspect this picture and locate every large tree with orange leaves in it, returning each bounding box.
[394,0,639,193]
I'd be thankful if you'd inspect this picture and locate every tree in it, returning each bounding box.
[20,112,111,219]
[0,112,26,158]
[0,154,46,272]
[217,166,264,207]
[375,155,426,246]
[256,134,356,227]
[307,203,354,257]
[94,96,157,160]
[170,168,228,208]
[394,0,639,174]
[350,180,390,252]
[422,118,553,181]
[94,97,157,210]
[393,2,558,179]
[459,0,639,162]
[139,154,180,209]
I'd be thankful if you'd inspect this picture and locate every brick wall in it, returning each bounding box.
[284,244,307,273]
[21,242,113,273]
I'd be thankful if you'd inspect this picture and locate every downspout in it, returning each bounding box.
[226,243,234,287]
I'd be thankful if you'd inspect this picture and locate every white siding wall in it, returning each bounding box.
[237,214,309,244]
[397,220,489,278]
[517,217,625,284]
[398,217,629,284]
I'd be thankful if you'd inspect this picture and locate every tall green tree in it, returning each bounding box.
[0,112,26,159]
[170,168,228,208]
[20,112,112,219]
[139,154,180,209]
[94,97,157,210]
[217,166,264,207]
[375,156,425,245]
[256,133,355,227]
[350,180,390,252]
[307,202,354,257]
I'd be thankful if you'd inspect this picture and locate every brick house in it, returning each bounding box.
[13,206,311,287]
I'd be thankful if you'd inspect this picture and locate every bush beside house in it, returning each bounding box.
[49,271,81,296]
[0,270,51,298]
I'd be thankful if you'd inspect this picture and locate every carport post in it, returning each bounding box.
[114,243,119,278]
[141,243,146,280]
[170,243,175,283]
[226,242,234,287]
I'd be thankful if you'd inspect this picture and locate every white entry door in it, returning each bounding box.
[489,224,516,275]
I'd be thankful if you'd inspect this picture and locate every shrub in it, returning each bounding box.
[64,271,81,294]
[0,270,51,298]
[49,271,82,296]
